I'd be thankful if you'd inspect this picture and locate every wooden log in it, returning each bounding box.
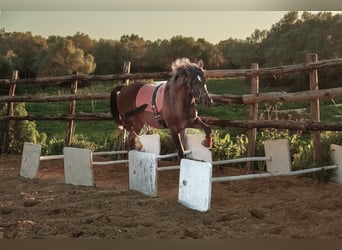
[242,87,342,104]
[1,70,18,154]
[0,112,113,121]
[0,92,111,103]
[2,86,341,104]
[123,61,131,86]
[307,54,321,166]
[205,57,342,78]
[201,117,342,131]
[1,57,342,86]
[209,87,342,105]
[209,94,244,104]
[0,71,172,86]
[65,72,78,146]
[246,63,259,171]
[2,113,342,131]
[118,61,131,155]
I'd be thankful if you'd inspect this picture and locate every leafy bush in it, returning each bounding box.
[255,103,342,181]
[320,131,342,164]
[210,129,248,163]
[0,103,46,153]
[42,134,104,155]
[42,137,65,155]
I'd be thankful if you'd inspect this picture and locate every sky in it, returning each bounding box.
[0,11,293,44]
[1,1,342,44]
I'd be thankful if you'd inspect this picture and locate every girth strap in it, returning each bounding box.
[151,83,167,128]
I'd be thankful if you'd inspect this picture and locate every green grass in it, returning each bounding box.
[200,78,250,120]
[207,78,252,95]
[23,81,117,140]
[320,101,342,122]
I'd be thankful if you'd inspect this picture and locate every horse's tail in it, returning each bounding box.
[110,85,124,125]
[124,104,148,118]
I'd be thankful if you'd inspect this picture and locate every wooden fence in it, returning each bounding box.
[1,54,342,166]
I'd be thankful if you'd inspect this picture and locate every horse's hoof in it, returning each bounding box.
[135,137,143,151]
[201,137,212,148]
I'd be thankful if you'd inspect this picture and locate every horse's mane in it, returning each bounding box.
[171,58,200,72]
[171,58,203,81]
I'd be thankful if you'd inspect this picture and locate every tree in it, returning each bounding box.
[120,34,147,71]
[68,32,95,55]
[0,30,46,78]
[166,36,198,61]
[0,57,12,79]
[260,11,302,66]
[143,39,170,72]
[247,29,268,44]
[93,39,128,74]
[218,38,258,69]
[194,38,224,69]
[33,38,96,76]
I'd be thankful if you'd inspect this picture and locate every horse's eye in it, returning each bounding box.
[196,75,202,83]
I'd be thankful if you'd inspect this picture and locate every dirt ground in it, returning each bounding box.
[1,154,342,239]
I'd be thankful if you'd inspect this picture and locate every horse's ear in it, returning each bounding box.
[198,59,204,69]
[171,62,177,72]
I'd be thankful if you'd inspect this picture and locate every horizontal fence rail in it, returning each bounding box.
[0,72,172,86]
[1,87,342,104]
[1,113,341,131]
[1,57,342,86]
[210,87,342,105]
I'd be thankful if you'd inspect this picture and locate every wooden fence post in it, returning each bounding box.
[65,71,78,147]
[307,53,321,166]
[118,62,131,153]
[2,70,18,154]
[246,63,259,172]
[123,61,131,86]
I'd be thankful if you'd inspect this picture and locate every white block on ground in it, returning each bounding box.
[63,147,94,186]
[128,150,158,197]
[140,134,161,155]
[185,134,212,163]
[331,144,342,184]
[178,159,212,212]
[20,142,41,179]
[264,139,291,174]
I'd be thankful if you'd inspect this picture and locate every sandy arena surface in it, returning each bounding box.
[1,154,342,239]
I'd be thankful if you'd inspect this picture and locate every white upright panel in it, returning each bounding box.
[63,147,94,186]
[178,159,212,212]
[264,139,291,174]
[331,144,342,184]
[20,142,42,179]
[140,134,161,155]
[185,134,212,163]
[128,150,158,197]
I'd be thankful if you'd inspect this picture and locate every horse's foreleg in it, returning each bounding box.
[192,117,212,148]
[170,130,185,159]
[127,131,137,150]
[179,129,186,147]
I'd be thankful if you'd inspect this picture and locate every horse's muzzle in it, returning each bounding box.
[200,95,213,107]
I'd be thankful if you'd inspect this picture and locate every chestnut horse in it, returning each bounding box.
[110,58,212,158]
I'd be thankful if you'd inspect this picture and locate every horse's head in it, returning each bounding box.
[171,58,213,106]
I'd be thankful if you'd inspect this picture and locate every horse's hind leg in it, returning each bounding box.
[128,131,139,150]
[126,122,144,151]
